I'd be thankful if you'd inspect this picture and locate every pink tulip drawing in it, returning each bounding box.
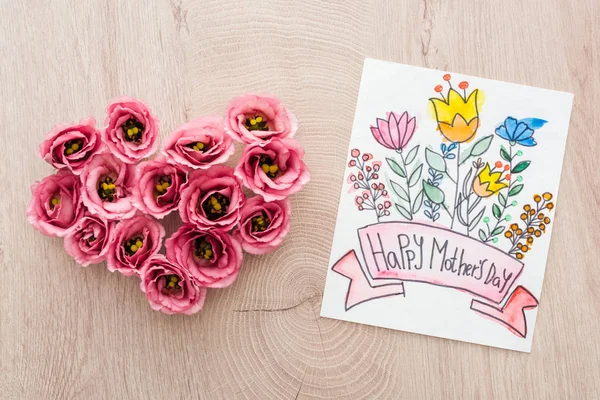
[370,111,416,151]
[369,111,424,221]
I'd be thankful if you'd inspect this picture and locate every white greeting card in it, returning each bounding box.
[320,58,573,352]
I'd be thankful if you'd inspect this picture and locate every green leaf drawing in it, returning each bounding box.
[462,168,473,196]
[456,193,468,226]
[460,135,494,165]
[390,180,409,203]
[395,204,412,220]
[469,207,486,231]
[498,192,507,207]
[468,196,482,213]
[491,226,505,237]
[422,180,445,204]
[412,189,424,214]
[492,204,502,219]
[500,145,511,162]
[512,160,531,173]
[404,145,419,165]
[387,157,406,178]
[425,148,446,172]
[508,184,524,197]
[470,135,494,156]
[408,164,423,187]
[478,229,487,241]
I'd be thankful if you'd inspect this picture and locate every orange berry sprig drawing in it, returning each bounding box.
[504,193,554,259]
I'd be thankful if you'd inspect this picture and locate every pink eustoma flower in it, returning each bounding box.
[139,254,207,315]
[224,93,298,144]
[232,196,291,255]
[166,224,243,288]
[132,157,187,219]
[162,115,234,170]
[27,170,85,237]
[107,215,165,276]
[178,165,245,231]
[39,117,103,174]
[102,96,159,163]
[80,153,137,220]
[235,138,310,201]
[370,111,416,151]
[64,211,116,266]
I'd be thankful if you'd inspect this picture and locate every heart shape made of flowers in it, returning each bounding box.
[28,93,310,315]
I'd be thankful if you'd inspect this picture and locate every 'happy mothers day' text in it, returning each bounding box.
[364,232,515,294]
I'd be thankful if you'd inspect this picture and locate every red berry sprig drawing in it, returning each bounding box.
[347,148,391,221]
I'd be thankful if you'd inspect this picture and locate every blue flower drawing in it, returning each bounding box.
[495,117,547,147]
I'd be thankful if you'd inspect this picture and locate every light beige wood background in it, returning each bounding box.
[1,0,598,399]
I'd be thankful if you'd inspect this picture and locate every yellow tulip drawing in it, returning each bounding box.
[472,162,508,198]
[430,77,480,143]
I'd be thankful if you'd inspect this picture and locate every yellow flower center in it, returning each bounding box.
[124,236,144,256]
[194,237,213,260]
[259,155,279,178]
[201,193,230,220]
[122,118,144,142]
[163,275,181,292]
[49,196,61,210]
[64,139,83,156]
[187,141,206,152]
[251,212,271,232]
[154,175,172,197]
[245,115,269,131]
[98,176,116,202]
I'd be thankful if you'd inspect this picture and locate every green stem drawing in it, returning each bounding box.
[398,150,412,215]
[450,143,460,229]
[478,143,529,243]
[483,144,514,242]
[387,145,423,220]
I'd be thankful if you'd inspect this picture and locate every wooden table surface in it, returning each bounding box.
[1,1,598,399]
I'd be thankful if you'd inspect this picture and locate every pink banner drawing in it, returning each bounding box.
[331,222,539,338]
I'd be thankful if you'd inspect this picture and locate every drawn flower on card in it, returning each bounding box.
[495,117,547,147]
[430,76,480,143]
[369,111,423,221]
[472,162,509,198]
[370,111,416,151]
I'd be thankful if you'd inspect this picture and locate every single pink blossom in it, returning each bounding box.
[64,211,116,266]
[370,111,416,151]
[162,115,234,169]
[234,138,310,201]
[132,157,187,219]
[80,153,137,220]
[107,215,165,276]
[139,254,207,315]
[166,224,243,288]
[39,117,103,174]
[178,165,245,231]
[27,170,85,237]
[224,93,298,144]
[232,196,291,255]
[102,96,159,163]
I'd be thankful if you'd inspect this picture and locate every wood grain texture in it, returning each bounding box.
[1,0,598,398]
